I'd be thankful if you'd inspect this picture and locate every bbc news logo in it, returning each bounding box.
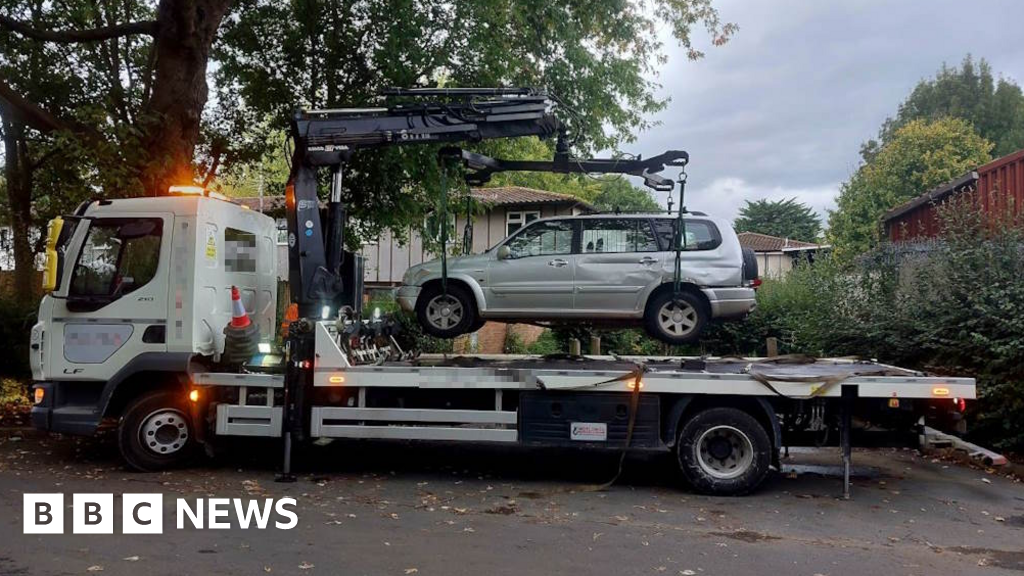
[24,494,298,534]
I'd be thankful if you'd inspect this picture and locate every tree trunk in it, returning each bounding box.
[2,119,37,303]
[139,0,232,194]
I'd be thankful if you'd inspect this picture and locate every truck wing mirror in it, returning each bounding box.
[497,245,512,260]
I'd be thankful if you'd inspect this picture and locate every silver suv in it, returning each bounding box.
[397,213,757,344]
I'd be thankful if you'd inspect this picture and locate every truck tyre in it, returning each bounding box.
[644,290,708,345]
[118,391,196,472]
[676,407,771,495]
[416,283,477,338]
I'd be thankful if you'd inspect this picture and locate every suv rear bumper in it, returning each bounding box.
[702,287,757,319]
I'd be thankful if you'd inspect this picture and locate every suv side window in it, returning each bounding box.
[581,219,658,253]
[653,219,722,251]
[70,218,162,299]
[505,220,574,258]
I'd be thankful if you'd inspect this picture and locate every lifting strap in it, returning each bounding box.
[672,166,689,301]
[438,160,450,296]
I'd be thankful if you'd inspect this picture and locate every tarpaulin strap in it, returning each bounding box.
[745,367,906,399]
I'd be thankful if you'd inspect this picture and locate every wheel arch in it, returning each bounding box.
[418,276,485,313]
[663,394,780,466]
[644,282,711,316]
[98,352,192,419]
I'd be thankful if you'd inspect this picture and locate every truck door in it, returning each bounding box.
[48,214,173,383]
[484,219,576,312]
[574,218,662,314]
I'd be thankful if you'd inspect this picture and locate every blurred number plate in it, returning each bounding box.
[570,422,607,441]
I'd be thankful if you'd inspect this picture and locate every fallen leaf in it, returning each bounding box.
[86,567,104,573]
[122,556,139,562]
[981,478,992,484]
[405,569,418,574]
[263,567,271,573]
[680,571,696,576]
[298,562,314,570]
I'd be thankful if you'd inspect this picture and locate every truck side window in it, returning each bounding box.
[225,227,257,272]
[70,219,162,299]
[653,219,721,251]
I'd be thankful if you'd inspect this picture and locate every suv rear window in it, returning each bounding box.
[652,218,721,251]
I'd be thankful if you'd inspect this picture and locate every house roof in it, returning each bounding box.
[737,232,822,252]
[469,186,594,210]
[231,186,594,214]
[881,171,979,223]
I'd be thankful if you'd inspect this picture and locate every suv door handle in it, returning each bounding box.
[638,256,658,265]
[548,258,569,268]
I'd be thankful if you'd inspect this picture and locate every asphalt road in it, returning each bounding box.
[1,430,1022,576]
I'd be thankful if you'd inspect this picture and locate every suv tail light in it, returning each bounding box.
[750,278,762,289]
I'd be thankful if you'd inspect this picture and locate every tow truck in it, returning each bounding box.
[29,88,975,496]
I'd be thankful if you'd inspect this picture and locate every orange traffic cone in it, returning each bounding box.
[224,285,259,366]
[230,286,251,328]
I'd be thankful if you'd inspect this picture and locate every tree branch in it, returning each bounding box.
[0,14,157,43]
[0,79,102,144]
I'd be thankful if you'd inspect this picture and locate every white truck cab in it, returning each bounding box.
[31,192,278,436]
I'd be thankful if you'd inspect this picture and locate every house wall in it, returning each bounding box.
[755,252,793,279]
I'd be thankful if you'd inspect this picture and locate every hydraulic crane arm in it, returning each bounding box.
[285,88,688,318]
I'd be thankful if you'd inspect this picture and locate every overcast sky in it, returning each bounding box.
[628,0,1024,225]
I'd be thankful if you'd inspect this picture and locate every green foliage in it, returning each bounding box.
[864,55,1024,160]
[526,330,562,355]
[0,295,36,378]
[827,117,992,258]
[503,330,528,355]
[734,198,820,242]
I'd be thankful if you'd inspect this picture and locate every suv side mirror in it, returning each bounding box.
[497,245,512,260]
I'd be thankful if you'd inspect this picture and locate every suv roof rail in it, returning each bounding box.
[587,210,708,216]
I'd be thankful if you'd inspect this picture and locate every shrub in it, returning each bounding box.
[0,296,36,379]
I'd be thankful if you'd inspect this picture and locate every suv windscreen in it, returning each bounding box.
[652,218,721,251]
[70,219,162,301]
[504,220,573,258]
[581,219,658,253]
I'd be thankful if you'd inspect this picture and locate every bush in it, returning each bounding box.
[0,296,37,379]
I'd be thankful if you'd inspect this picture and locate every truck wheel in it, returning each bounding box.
[118,391,196,472]
[644,290,707,345]
[676,407,771,495]
[416,283,477,338]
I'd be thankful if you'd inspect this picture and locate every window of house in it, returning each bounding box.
[225,228,257,273]
[652,219,722,251]
[506,210,540,237]
[505,220,573,258]
[581,219,659,253]
[70,219,162,299]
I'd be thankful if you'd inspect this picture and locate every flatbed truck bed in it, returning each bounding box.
[186,321,974,496]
